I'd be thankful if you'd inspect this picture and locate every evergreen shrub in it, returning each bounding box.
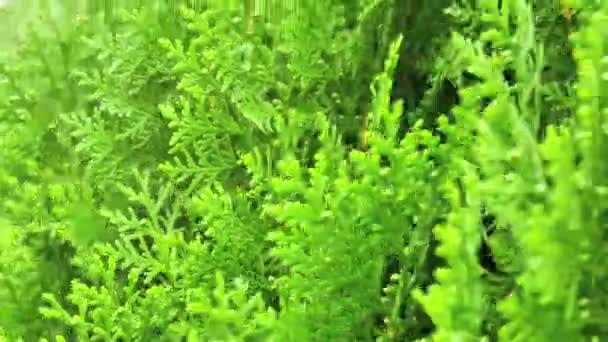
[0,1,606,341]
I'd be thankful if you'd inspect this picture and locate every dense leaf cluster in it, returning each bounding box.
[0,1,606,341]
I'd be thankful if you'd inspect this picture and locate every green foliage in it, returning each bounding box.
[1,0,606,341]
